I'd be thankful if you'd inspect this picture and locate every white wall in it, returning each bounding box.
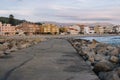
[68,25,80,34]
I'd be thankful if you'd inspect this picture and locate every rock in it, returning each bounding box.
[3,42,10,47]
[9,46,18,52]
[99,71,120,80]
[88,56,95,63]
[0,51,5,57]
[95,45,119,56]
[81,40,89,45]
[109,56,119,63]
[109,47,119,56]
[93,61,114,72]
[17,43,31,49]
[0,44,8,51]
[72,42,81,48]
[87,50,95,63]
[89,39,100,49]
[94,54,105,62]
[107,45,114,51]
[105,71,120,80]
[70,38,120,80]
[114,67,120,77]
[4,50,11,55]
[80,46,91,56]
[95,46,111,56]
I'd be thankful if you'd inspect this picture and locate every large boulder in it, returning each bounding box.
[109,56,119,63]
[88,39,100,49]
[17,42,31,49]
[80,46,91,56]
[99,71,120,80]
[94,54,105,62]
[93,60,114,73]
[0,43,8,51]
[87,50,96,63]
[114,67,120,77]
[109,47,119,56]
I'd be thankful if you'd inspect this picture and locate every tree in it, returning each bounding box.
[9,14,15,26]
[35,22,42,25]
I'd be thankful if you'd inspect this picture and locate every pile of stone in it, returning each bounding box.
[68,38,120,80]
[0,38,45,57]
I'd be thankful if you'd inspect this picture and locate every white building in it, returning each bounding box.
[104,26,113,33]
[84,26,95,34]
[68,25,80,34]
[89,26,95,34]
[116,25,120,33]
[84,26,89,34]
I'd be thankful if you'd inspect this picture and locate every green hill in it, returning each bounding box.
[0,16,26,25]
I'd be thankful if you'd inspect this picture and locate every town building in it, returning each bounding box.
[67,25,80,35]
[40,24,59,34]
[94,25,104,34]
[18,22,41,35]
[0,22,16,36]
[15,26,25,36]
[78,24,85,34]
[84,26,89,34]
[89,26,95,34]
[84,26,95,34]
[104,26,113,33]
[113,25,120,34]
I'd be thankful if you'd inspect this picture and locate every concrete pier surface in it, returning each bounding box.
[0,39,99,80]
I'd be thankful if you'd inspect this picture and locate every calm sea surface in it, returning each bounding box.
[80,36,120,46]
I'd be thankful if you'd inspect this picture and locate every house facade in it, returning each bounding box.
[67,25,80,35]
[0,22,16,36]
[40,24,59,34]
[113,25,120,33]
[19,22,41,35]
[84,26,95,34]
[94,26,104,34]
[84,26,89,34]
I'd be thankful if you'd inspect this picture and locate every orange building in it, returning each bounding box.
[19,22,41,35]
[40,24,59,34]
[0,22,16,36]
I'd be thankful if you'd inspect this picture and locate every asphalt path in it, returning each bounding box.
[0,39,99,80]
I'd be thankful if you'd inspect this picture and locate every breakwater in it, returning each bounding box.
[68,38,120,80]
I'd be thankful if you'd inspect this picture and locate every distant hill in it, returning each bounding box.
[41,21,75,27]
[88,22,114,27]
[41,21,114,27]
[0,16,26,25]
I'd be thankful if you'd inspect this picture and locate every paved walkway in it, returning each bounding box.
[0,39,99,80]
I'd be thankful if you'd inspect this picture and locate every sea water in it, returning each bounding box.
[80,36,120,46]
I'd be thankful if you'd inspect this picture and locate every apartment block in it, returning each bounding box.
[0,22,16,36]
[19,22,41,35]
[40,24,59,34]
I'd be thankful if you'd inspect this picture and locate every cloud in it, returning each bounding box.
[0,10,33,15]
[0,0,120,24]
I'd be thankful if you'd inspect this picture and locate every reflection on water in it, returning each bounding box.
[80,36,120,46]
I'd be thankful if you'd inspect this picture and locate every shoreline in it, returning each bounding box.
[1,34,120,40]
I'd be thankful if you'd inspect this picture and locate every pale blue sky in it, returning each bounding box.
[0,0,120,24]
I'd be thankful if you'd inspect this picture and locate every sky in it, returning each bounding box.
[0,0,120,24]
